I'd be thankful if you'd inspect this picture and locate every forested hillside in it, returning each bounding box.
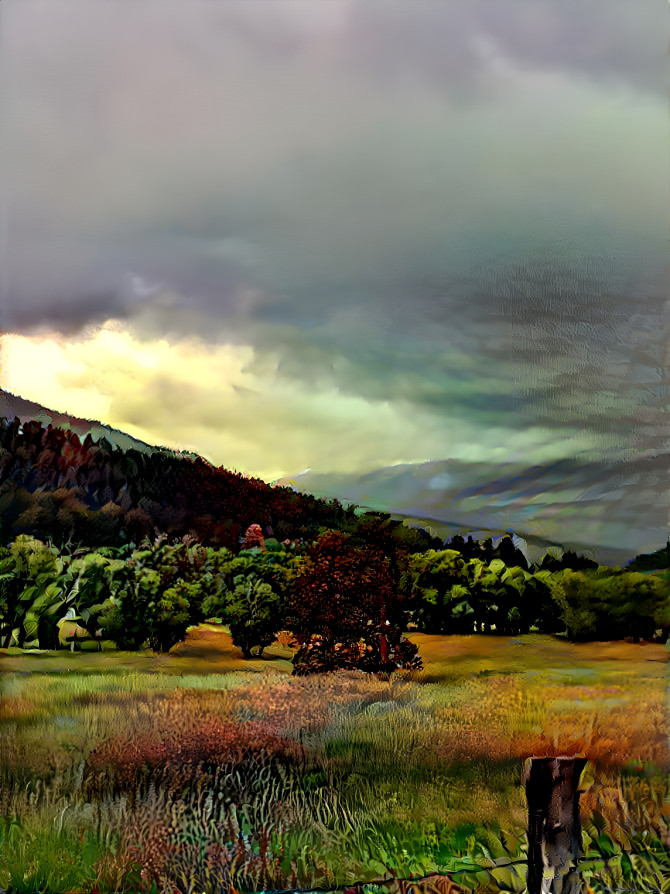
[0,415,354,549]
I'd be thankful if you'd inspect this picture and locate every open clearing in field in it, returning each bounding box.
[0,624,294,677]
[3,626,664,679]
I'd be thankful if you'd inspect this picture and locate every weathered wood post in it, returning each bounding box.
[524,756,587,894]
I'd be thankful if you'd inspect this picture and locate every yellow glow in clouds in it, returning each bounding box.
[0,321,440,479]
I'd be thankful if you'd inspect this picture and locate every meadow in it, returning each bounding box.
[1,628,668,893]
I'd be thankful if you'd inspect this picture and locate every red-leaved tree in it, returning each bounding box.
[289,530,421,674]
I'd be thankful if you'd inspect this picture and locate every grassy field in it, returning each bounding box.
[1,629,668,893]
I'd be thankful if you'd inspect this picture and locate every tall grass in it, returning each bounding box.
[1,634,668,892]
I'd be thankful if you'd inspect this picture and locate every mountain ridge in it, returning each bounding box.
[276,453,669,566]
[0,389,158,454]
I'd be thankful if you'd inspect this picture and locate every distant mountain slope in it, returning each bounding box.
[381,512,585,567]
[0,390,157,455]
[278,454,669,566]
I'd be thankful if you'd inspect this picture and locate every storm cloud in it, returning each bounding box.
[1,1,667,551]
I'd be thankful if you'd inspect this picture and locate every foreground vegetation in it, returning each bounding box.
[1,631,668,892]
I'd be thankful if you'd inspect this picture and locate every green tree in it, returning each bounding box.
[65,551,127,649]
[225,579,282,658]
[402,549,559,636]
[552,568,670,641]
[201,548,293,658]
[98,544,194,652]
[147,580,192,652]
[0,536,69,649]
[401,549,471,634]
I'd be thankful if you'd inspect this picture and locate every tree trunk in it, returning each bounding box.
[38,617,58,650]
[524,756,587,894]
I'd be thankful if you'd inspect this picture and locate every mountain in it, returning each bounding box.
[277,454,670,566]
[0,390,157,455]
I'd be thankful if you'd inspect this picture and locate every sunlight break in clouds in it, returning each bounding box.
[2,323,437,479]
[0,321,618,482]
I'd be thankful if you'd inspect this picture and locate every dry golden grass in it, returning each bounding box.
[408,631,668,677]
[423,674,667,769]
[2,630,666,781]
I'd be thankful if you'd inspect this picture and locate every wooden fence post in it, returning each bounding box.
[524,756,587,894]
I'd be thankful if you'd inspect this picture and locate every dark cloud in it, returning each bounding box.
[1,0,667,511]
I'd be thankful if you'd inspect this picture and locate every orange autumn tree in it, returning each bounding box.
[241,523,266,551]
[289,530,421,674]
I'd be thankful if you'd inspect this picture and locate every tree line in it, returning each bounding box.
[2,526,667,672]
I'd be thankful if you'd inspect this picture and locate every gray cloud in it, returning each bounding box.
[3,1,665,309]
[1,0,667,504]
[345,0,667,95]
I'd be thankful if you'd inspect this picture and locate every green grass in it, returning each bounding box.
[1,630,668,892]
[0,815,110,894]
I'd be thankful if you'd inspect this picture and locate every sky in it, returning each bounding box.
[0,1,668,551]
